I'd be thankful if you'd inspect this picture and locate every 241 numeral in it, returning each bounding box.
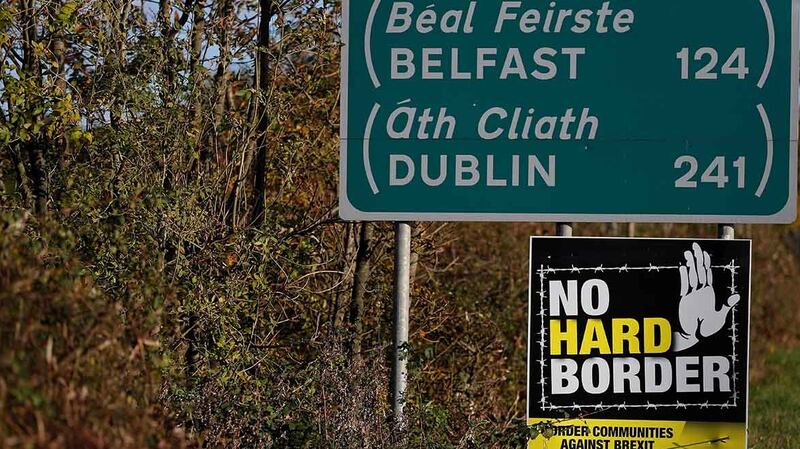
[674,156,746,189]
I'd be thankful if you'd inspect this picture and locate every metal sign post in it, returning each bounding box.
[719,224,736,240]
[392,222,412,427]
[556,223,573,237]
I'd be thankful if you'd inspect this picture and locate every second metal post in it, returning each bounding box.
[392,222,412,427]
[718,224,735,240]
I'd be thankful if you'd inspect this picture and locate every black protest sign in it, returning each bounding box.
[527,237,750,448]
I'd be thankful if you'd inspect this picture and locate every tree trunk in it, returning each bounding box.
[20,0,47,215]
[189,0,206,167]
[348,223,373,359]
[184,298,199,385]
[250,0,272,226]
[213,0,233,132]
[10,146,34,209]
[21,0,37,72]
[214,0,234,229]
[25,141,48,214]
[331,223,356,331]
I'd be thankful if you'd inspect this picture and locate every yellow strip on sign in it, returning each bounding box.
[527,418,745,449]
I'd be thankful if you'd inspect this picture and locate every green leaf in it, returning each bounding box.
[58,2,78,23]
[68,127,82,142]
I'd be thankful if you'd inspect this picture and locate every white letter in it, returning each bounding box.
[433,108,456,139]
[519,9,540,32]
[421,154,447,186]
[528,155,556,187]
[441,9,463,33]
[532,47,557,80]
[478,107,506,140]
[563,48,585,80]
[703,356,731,392]
[495,1,520,33]
[501,48,527,80]
[421,48,443,79]
[387,2,414,33]
[463,1,476,32]
[559,108,576,140]
[613,358,641,393]
[613,9,635,33]
[582,358,611,394]
[596,1,613,33]
[451,49,471,79]
[476,48,497,79]
[391,48,415,79]
[416,108,434,139]
[581,279,609,316]
[387,106,415,139]
[390,154,415,185]
[676,356,701,393]
[535,116,556,139]
[576,108,598,140]
[571,10,592,33]
[455,155,480,186]
[416,7,436,33]
[645,357,673,393]
[551,359,580,394]
[549,280,578,316]
[486,155,507,186]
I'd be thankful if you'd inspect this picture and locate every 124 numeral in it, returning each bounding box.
[676,48,749,80]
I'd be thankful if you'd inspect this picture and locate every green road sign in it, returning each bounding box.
[340,0,799,223]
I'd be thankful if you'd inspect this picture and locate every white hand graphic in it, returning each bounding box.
[672,243,740,352]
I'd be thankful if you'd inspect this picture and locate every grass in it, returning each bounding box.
[748,347,800,448]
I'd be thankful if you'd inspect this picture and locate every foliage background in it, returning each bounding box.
[1,1,799,447]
